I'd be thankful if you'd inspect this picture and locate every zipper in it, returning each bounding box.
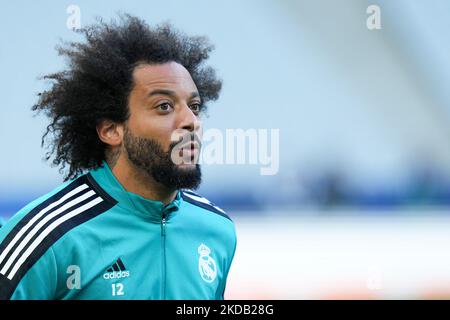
[161,214,166,299]
[161,216,166,236]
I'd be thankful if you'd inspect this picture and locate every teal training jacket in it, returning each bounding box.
[0,162,237,300]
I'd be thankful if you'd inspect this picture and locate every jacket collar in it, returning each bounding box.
[89,161,181,222]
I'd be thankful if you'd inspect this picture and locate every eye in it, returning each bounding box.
[156,102,173,113]
[189,103,202,114]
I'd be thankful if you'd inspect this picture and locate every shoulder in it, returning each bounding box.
[180,190,237,255]
[180,189,233,223]
[0,173,117,293]
[1,173,117,239]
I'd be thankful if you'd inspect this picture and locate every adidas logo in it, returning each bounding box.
[103,258,130,280]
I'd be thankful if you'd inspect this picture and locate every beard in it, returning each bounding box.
[123,127,201,190]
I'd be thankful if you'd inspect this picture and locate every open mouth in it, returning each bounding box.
[174,141,201,164]
[180,142,199,155]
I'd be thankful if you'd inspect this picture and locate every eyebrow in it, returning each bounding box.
[148,89,201,101]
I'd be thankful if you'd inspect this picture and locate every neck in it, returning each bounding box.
[109,155,177,205]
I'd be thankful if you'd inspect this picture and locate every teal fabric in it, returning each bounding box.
[0,162,236,300]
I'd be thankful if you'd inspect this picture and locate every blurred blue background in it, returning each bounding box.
[2,0,450,215]
[2,0,450,299]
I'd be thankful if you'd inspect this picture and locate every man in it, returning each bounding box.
[0,15,236,300]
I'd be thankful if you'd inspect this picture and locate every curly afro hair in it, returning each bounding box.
[33,14,222,181]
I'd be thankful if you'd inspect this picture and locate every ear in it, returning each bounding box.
[96,119,123,147]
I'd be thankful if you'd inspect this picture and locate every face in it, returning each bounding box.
[123,62,203,190]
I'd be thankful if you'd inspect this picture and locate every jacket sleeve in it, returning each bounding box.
[8,246,58,300]
[0,209,58,300]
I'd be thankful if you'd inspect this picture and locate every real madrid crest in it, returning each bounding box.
[198,243,217,283]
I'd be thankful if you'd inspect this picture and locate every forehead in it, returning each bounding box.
[132,62,197,92]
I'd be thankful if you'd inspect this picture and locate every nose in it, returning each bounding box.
[178,104,200,133]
